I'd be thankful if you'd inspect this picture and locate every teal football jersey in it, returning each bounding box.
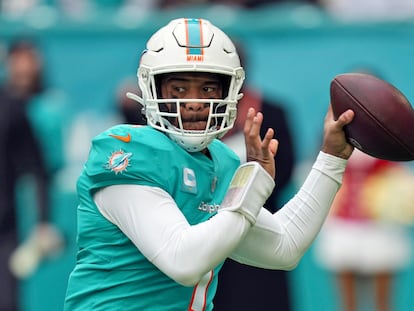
[64,124,240,311]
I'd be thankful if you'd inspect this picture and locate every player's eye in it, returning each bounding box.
[173,86,186,93]
[203,86,222,99]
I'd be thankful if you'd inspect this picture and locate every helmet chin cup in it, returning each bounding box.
[169,133,214,153]
[136,18,245,152]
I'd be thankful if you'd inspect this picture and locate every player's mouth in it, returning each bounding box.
[182,120,209,131]
[179,111,214,131]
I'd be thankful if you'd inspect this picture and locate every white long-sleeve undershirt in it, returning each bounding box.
[94,151,347,286]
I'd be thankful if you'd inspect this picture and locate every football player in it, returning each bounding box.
[64,18,354,310]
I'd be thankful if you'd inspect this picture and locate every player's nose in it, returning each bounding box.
[182,101,207,111]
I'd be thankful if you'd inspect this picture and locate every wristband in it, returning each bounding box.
[220,162,275,224]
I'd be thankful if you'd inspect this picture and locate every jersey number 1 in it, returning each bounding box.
[188,270,213,311]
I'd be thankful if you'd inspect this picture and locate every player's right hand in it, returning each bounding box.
[321,104,354,160]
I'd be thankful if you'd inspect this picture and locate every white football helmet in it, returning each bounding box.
[127,18,245,152]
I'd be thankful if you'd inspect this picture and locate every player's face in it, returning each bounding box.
[160,72,223,130]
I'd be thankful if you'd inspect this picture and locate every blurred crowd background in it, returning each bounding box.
[1,1,414,311]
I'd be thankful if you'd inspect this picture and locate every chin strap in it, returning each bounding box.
[126,92,147,122]
[126,92,144,105]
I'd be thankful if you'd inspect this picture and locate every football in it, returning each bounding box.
[330,73,414,161]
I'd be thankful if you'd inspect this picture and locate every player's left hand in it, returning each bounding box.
[244,108,278,179]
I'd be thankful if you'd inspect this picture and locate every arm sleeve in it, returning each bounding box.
[229,151,347,270]
[94,151,347,284]
[94,184,251,286]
